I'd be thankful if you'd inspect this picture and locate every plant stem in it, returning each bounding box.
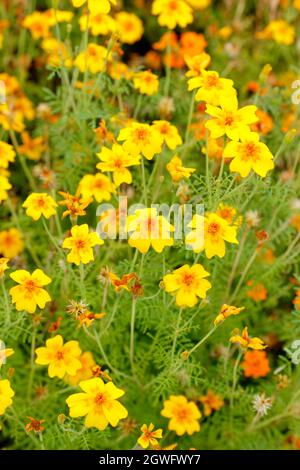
[187,325,218,357]
[129,297,137,369]
[1,278,11,326]
[27,325,36,400]
[164,35,172,97]
[42,218,63,255]
[230,348,243,410]
[9,130,36,191]
[133,94,143,120]
[170,308,183,365]
[184,90,196,143]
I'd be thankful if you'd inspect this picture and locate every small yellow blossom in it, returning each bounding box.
[118,123,163,160]
[138,423,163,449]
[0,379,14,415]
[35,335,82,379]
[0,257,9,278]
[63,224,103,265]
[23,193,57,221]
[214,304,244,326]
[133,71,159,96]
[161,395,201,436]
[0,228,24,259]
[188,70,236,106]
[115,12,144,44]
[152,120,182,150]
[0,175,11,203]
[166,155,195,182]
[79,173,115,203]
[74,44,110,74]
[72,0,116,15]
[10,269,52,314]
[152,0,193,30]
[96,144,141,187]
[163,264,211,307]
[66,377,128,430]
[230,327,267,350]
[185,53,211,77]
[0,141,16,168]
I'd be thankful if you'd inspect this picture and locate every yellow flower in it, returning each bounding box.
[185,53,211,78]
[66,377,128,430]
[205,95,258,141]
[72,0,116,15]
[223,132,274,178]
[0,175,11,203]
[96,144,141,187]
[79,173,115,202]
[9,269,52,314]
[152,0,193,30]
[63,224,104,265]
[161,395,201,436]
[22,12,52,39]
[133,71,159,96]
[230,327,267,350]
[0,379,14,415]
[117,123,163,160]
[186,213,238,259]
[137,423,163,449]
[214,304,244,326]
[0,141,16,168]
[0,342,14,367]
[41,37,72,68]
[163,264,211,307]
[216,203,242,227]
[186,0,211,8]
[79,13,116,36]
[127,208,174,254]
[152,120,183,150]
[257,20,295,45]
[0,257,9,278]
[35,335,82,379]
[115,12,144,44]
[188,70,236,106]
[65,351,96,386]
[74,44,110,74]
[23,193,57,221]
[166,155,195,182]
[0,228,24,259]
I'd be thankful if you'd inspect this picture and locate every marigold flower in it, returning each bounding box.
[163,264,211,307]
[0,175,11,202]
[185,53,211,77]
[59,191,92,220]
[0,141,15,168]
[115,12,144,44]
[23,193,57,221]
[96,144,141,187]
[66,377,128,430]
[0,379,14,415]
[35,335,82,379]
[205,95,258,141]
[74,44,110,74]
[25,417,45,433]
[216,203,242,227]
[0,257,9,278]
[137,423,163,449]
[133,70,159,96]
[127,208,174,254]
[247,281,268,302]
[152,0,193,30]
[10,269,52,314]
[117,123,163,160]
[251,109,274,135]
[223,132,274,178]
[186,213,238,259]
[79,13,116,36]
[180,31,207,57]
[65,351,96,386]
[230,327,267,350]
[79,173,115,203]
[109,272,138,292]
[152,120,182,150]
[199,390,224,416]
[77,311,106,328]
[166,155,195,182]
[72,0,116,15]
[0,228,24,259]
[161,395,201,436]
[18,132,46,161]
[188,70,235,106]
[241,350,270,379]
[22,12,52,39]
[94,119,115,144]
[257,20,295,45]
[214,304,244,326]
[62,224,104,265]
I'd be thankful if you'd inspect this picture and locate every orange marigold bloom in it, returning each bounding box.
[241,350,270,379]
[230,327,267,350]
[247,281,268,302]
[0,228,24,259]
[18,132,46,161]
[25,417,45,433]
[199,390,224,416]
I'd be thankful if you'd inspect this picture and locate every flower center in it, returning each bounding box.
[37,197,45,207]
[159,123,169,135]
[207,222,220,234]
[206,75,219,88]
[176,407,190,422]
[224,115,234,126]
[95,393,105,405]
[169,0,179,11]
[56,350,64,360]
[25,279,37,292]
[135,128,149,141]
[114,158,123,168]
[244,142,258,159]
[182,273,195,286]
[75,238,86,249]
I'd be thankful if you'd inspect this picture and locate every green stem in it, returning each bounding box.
[129,297,137,369]
[187,325,218,357]
[184,90,196,143]
[170,308,183,365]
[230,349,243,410]
[1,278,11,326]
[9,130,36,191]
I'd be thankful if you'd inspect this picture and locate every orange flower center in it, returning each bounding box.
[206,75,219,87]
[244,142,259,160]
[182,272,195,286]
[56,350,64,360]
[95,393,105,405]
[25,279,37,292]
[3,234,13,246]
[124,21,134,31]
[159,123,169,135]
[114,158,123,168]
[175,407,190,422]
[135,128,149,141]
[75,238,86,249]
[37,197,46,207]
[224,115,234,126]
[169,0,179,11]
[207,222,220,234]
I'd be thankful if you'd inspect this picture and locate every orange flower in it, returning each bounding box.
[251,109,274,135]
[247,281,268,302]
[199,390,224,416]
[18,132,46,161]
[180,32,207,57]
[25,417,45,433]
[241,350,270,379]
